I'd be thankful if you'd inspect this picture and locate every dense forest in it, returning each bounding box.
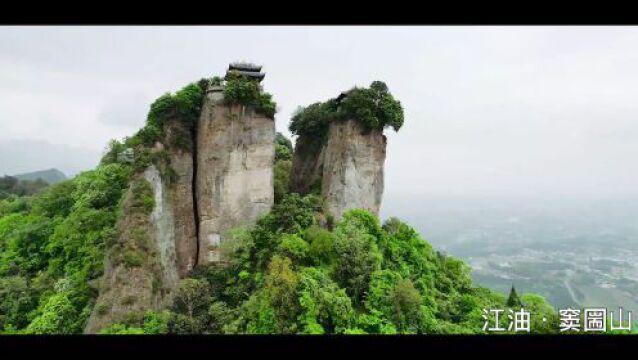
[0,75,627,334]
[0,176,50,200]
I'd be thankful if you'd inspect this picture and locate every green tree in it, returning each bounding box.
[25,292,78,334]
[506,285,523,308]
[31,180,77,218]
[0,276,38,331]
[142,311,170,334]
[333,212,382,306]
[208,301,233,334]
[277,234,309,264]
[263,256,299,333]
[297,267,353,334]
[305,225,335,265]
[388,279,425,333]
[0,214,56,276]
[251,193,320,268]
[170,278,212,334]
[273,159,292,203]
[172,279,212,318]
[519,294,559,334]
[274,132,293,161]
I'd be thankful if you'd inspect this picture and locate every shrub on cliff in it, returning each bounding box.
[125,80,209,150]
[223,75,277,119]
[339,81,404,132]
[289,81,404,137]
[289,100,338,137]
[147,82,207,130]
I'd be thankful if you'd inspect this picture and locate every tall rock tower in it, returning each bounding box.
[290,118,386,221]
[320,119,386,220]
[290,82,402,221]
[86,64,278,333]
[196,63,275,264]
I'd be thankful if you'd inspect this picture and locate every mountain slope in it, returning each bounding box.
[14,168,67,185]
[0,74,569,335]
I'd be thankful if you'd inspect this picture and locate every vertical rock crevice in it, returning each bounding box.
[163,120,198,276]
[190,123,201,267]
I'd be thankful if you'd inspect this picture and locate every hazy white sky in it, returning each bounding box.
[1,26,637,199]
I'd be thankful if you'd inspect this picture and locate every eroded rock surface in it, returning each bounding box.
[321,119,386,220]
[290,119,386,220]
[85,166,177,333]
[196,90,275,263]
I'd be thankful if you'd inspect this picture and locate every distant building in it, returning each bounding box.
[225,62,265,82]
[117,148,134,164]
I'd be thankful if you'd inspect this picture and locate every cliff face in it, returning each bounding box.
[88,82,276,332]
[145,166,180,291]
[196,90,275,264]
[322,120,386,219]
[85,166,177,333]
[87,121,199,333]
[290,119,386,220]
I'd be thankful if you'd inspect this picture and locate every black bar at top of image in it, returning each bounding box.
[0,2,637,25]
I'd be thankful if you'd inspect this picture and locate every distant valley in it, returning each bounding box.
[382,195,638,311]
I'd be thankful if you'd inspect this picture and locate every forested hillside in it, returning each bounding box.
[0,77,567,334]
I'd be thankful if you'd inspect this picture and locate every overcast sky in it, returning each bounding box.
[1,26,637,202]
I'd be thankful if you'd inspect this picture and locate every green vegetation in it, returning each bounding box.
[506,285,523,308]
[0,76,283,334]
[123,250,144,268]
[0,175,49,200]
[98,311,170,334]
[130,179,155,215]
[275,132,293,162]
[0,163,131,334]
[99,79,210,186]
[223,74,277,119]
[274,161,292,205]
[273,132,293,204]
[99,193,556,335]
[289,81,404,137]
[289,100,338,138]
[121,79,209,151]
[0,77,561,335]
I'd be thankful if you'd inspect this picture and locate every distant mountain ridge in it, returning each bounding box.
[13,168,67,184]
